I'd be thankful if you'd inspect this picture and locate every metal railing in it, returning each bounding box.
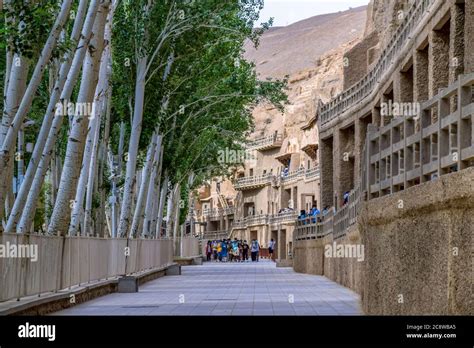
[246,133,283,151]
[0,233,174,302]
[320,0,436,128]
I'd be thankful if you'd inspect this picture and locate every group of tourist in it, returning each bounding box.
[298,191,352,225]
[205,238,276,262]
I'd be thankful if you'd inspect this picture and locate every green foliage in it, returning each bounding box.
[2,1,61,59]
[112,0,288,197]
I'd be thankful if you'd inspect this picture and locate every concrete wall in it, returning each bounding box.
[293,225,362,294]
[343,31,380,89]
[293,167,473,315]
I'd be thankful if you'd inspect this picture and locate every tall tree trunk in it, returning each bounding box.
[117,56,148,238]
[0,0,74,228]
[47,0,110,236]
[143,136,163,237]
[70,6,113,236]
[18,1,101,234]
[130,133,159,238]
[156,175,169,238]
[6,0,94,233]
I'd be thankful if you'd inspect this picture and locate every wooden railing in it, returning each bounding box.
[201,230,230,240]
[297,74,474,241]
[280,168,305,184]
[232,211,299,230]
[269,211,298,224]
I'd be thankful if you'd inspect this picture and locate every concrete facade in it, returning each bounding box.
[294,167,473,315]
[293,0,473,315]
[319,0,474,208]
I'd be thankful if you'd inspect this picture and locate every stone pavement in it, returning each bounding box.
[53,260,362,315]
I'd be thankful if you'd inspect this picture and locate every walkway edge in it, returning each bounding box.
[0,263,178,316]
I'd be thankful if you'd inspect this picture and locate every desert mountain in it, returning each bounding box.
[244,5,368,139]
[245,5,367,80]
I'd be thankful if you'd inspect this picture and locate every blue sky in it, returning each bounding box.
[258,0,370,27]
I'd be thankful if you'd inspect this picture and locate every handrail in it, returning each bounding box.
[280,168,305,183]
[234,173,275,189]
[202,207,235,218]
[294,184,362,241]
[365,73,474,199]
[320,0,436,127]
[246,133,283,151]
[304,167,320,180]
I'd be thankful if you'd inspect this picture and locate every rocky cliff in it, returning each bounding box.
[244,5,368,141]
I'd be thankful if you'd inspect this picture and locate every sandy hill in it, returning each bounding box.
[245,6,367,79]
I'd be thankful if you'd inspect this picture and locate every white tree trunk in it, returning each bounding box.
[155,174,169,238]
[117,56,148,238]
[0,0,74,223]
[0,55,29,147]
[5,0,90,233]
[130,133,159,238]
[166,183,180,240]
[142,136,163,237]
[172,185,181,255]
[48,0,110,236]
[70,7,113,236]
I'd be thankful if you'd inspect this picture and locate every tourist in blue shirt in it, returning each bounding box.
[310,205,320,223]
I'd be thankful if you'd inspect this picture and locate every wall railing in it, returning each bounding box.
[234,173,275,190]
[297,74,474,241]
[319,0,436,128]
[202,207,235,218]
[294,184,363,241]
[365,73,474,199]
[246,133,283,151]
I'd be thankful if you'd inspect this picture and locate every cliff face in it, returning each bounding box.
[244,6,368,142]
[343,0,410,90]
[364,0,411,51]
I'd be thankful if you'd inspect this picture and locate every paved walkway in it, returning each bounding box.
[54,260,362,315]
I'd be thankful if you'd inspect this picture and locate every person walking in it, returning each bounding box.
[251,239,259,262]
[217,240,223,262]
[221,239,228,262]
[205,241,212,261]
[242,240,249,261]
[268,238,276,261]
[212,240,218,261]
